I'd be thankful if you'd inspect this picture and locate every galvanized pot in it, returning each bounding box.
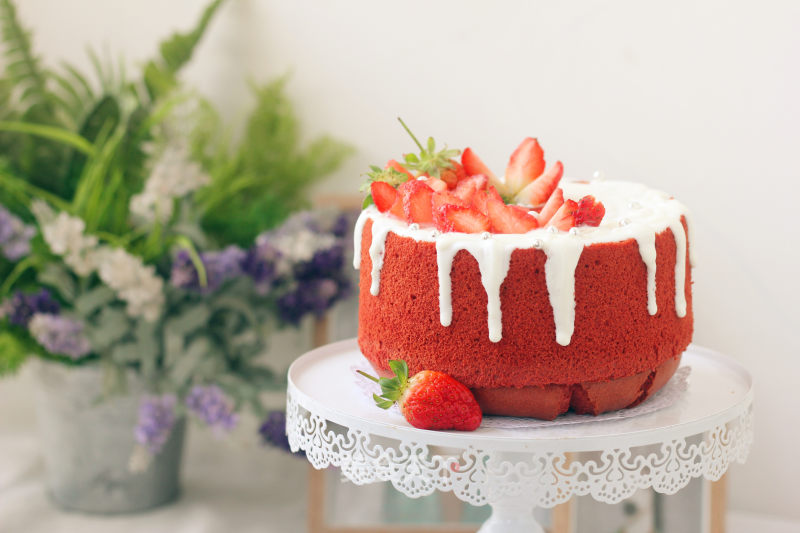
[33,360,185,514]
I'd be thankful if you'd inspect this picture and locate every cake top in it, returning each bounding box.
[360,118,605,235]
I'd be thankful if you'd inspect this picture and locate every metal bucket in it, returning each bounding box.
[33,360,185,514]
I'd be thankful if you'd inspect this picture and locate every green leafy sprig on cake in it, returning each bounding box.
[361,118,460,208]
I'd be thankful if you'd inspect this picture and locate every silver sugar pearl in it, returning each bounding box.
[548,226,558,234]
[481,231,491,240]
[619,218,631,227]
[431,230,439,238]
[629,200,642,209]
[569,227,579,235]
[409,223,420,231]
[592,170,605,181]
[532,239,543,249]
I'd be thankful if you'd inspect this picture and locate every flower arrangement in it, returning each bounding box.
[0,0,352,461]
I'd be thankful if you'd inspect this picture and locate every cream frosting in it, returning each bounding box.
[354,180,692,345]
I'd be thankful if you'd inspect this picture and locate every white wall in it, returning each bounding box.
[9,0,800,522]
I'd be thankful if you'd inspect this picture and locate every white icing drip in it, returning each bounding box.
[633,228,658,315]
[543,237,584,345]
[368,223,392,296]
[352,210,369,270]
[354,180,694,344]
[668,220,688,317]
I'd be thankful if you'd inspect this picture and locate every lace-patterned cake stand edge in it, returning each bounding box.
[286,339,753,533]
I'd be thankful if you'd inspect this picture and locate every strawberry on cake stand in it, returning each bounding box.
[287,124,753,532]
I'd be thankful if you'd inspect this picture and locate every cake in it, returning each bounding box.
[355,131,693,420]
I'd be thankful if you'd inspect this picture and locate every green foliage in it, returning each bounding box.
[0,329,30,375]
[192,78,353,246]
[397,117,459,178]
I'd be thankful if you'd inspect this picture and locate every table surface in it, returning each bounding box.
[289,339,753,453]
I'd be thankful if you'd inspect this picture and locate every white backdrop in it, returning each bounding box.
[7,0,800,523]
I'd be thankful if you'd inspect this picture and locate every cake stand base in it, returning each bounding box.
[479,497,543,533]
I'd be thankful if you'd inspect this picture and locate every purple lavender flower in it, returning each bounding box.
[276,277,346,325]
[259,410,297,454]
[171,246,246,293]
[294,243,345,280]
[185,385,238,431]
[135,394,177,454]
[242,238,283,293]
[329,213,350,238]
[28,313,91,359]
[0,206,35,261]
[4,289,60,327]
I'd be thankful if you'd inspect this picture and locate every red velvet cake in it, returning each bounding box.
[355,135,693,420]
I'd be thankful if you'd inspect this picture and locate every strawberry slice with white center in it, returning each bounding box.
[434,205,491,233]
[537,187,564,225]
[546,199,578,231]
[453,174,488,203]
[487,196,539,234]
[421,176,448,192]
[504,137,545,195]
[370,181,398,213]
[399,180,435,224]
[461,147,497,181]
[514,161,563,207]
[575,195,606,226]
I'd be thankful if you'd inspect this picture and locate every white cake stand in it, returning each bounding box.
[286,339,753,533]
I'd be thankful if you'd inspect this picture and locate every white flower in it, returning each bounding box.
[36,209,99,276]
[130,142,209,224]
[272,229,335,263]
[96,247,164,322]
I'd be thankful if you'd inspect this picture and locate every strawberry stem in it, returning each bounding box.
[356,370,380,384]
[397,117,424,152]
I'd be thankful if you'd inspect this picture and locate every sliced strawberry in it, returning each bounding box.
[487,196,539,234]
[471,186,503,215]
[399,180,434,224]
[514,161,563,207]
[432,190,469,211]
[388,195,405,219]
[537,188,564,225]
[504,137,545,194]
[546,199,578,231]
[453,174,488,203]
[440,160,468,187]
[461,147,497,180]
[387,159,415,179]
[434,205,490,234]
[575,195,606,227]
[421,176,448,192]
[370,181,397,213]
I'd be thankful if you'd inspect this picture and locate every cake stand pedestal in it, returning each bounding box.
[286,339,753,533]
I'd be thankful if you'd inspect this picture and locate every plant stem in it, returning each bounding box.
[0,255,39,296]
[397,117,424,151]
[356,370,380,384]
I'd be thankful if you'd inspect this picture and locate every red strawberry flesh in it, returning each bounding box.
[504,137,545,194]
[514,160,563,207]
[575,195,606,226]
[461,147,497,180]
[434,205,490,234]
[400,180,435,224]
[370,181,397,213]
[546,199,578,231]
[487,196,539,234]
[537,187,564,225]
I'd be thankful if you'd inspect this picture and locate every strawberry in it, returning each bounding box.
[537,187,564,225]
[471,186,503,215]
[370,181,398,213]
[504,137,545,195]
[421,176,449,192]
[389,196,405,219]
[432,190,469,211]
[487,196,539,234]
[399,180,435,224]
[461,148,497,181]
[387,159,415,180]
[575,195,606,226]
[358,360,482,431]
[453,174,489,203]
[514,161,563,207]
[440,160,468,187]
[434,204,491,233]
[546,199,578,231]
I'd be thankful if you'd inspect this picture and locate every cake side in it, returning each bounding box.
[357,215,692,390]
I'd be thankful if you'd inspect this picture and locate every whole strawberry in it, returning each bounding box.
[358,360,482,431]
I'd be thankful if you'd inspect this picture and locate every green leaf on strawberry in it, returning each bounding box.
[397,117,460,178]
